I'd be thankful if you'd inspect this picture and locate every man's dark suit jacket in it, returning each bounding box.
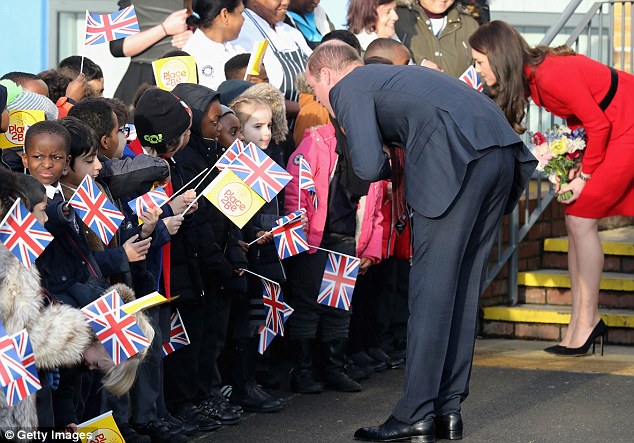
[329,64,537,218]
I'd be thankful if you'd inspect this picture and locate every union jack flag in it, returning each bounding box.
[459,65,483,92]
[298,157,318,209]
[81,289,151,365]
[228,143,292,202]
[271,211,308,260]
[162,310,190,357]
[216,139,245,171]
[0,199,53,269]
[3,330,41,407]
[85,6,140,46]
[128,187,169,215]
[0,328,29,389]
[258,326,276,355]
[317,252,360,311]
[262,280,293,336]
[68,175,124,245]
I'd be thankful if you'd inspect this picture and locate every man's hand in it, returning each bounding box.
[123,234,152,262]
[164,215,184,235]
[140,207,162,238]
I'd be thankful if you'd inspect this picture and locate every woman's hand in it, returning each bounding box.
[558,177,586,204]
[358,257,373,275]
[162,9,188,35]
[171,30,193,49]
[421,59,443,72]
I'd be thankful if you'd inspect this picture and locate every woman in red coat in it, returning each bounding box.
[469,21,634,356]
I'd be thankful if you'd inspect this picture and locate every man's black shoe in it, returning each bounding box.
[354,415,435,442]
[434,413,463,440]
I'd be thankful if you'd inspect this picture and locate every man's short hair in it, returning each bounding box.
[225,53,251,80]
[306,41,363,81]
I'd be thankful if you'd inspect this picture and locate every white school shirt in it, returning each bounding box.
[183,28,239,91]
[232,9,312,92]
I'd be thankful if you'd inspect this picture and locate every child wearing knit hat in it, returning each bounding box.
[134,88,192,158]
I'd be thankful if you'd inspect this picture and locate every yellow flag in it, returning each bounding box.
[122,291,169,314]
[77,410,124,443]
[152,56,198,91]
[204,169,265,229]
[245,40,269,77]
[0,110,45,148]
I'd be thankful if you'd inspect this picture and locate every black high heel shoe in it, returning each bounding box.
[559,319,608,356]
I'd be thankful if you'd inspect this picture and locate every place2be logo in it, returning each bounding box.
[0,110,45,148]
[218,183,253,217]
[152,56,198,91]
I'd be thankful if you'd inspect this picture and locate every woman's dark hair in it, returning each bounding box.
[347,0,394,34]
[192,0,243,28]
[469,20,575,134]
[37,69,72,104]
[58,56,104,82]
[58,117,100,170]
[0,168,46,217]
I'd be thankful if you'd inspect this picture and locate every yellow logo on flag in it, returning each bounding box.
[204,169,265,229]
[245,40,269,77]
[78,410,124,443]
[152,56,198,91]
[0,110,45,148]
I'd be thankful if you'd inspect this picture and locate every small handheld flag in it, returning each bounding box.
[317,252,361,311]
[128,187,169,215]
[261,280,293,336]
[271,211,309,259]
[81,289,151,365]
[215,139,245,171]
[85,5,140,46]
[298,157,318,210]
[68,175,125,245]
[0,198,53,268]
[0,327,29,388]
[2,330,41,407]
[227,143,292,202]
[162,310,190,357]
[459,65,483,92]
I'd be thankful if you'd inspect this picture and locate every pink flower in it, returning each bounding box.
[532,142,552,171]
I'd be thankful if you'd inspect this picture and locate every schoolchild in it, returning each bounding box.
[163,83,247,429]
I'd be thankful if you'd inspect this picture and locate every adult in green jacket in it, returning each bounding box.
[395,0,479,77]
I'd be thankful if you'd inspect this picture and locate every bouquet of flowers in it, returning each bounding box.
[530,125,587,201]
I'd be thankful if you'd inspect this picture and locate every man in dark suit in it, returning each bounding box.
[305,41,537,442]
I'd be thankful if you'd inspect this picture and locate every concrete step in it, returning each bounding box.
[543,226,634,256]
[481,304,634,344]
[519,269,634,292]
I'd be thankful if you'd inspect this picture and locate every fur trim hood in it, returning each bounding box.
[0,248,93,435]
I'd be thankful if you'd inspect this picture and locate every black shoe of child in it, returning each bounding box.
[162,413,199,436]
[133,420,187,443]
[120,424,152,443]
[173,404,221,432]
[197,396,242,425]
[230,383,283,413]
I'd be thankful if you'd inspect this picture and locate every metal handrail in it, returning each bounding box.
[483,0,632,304]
